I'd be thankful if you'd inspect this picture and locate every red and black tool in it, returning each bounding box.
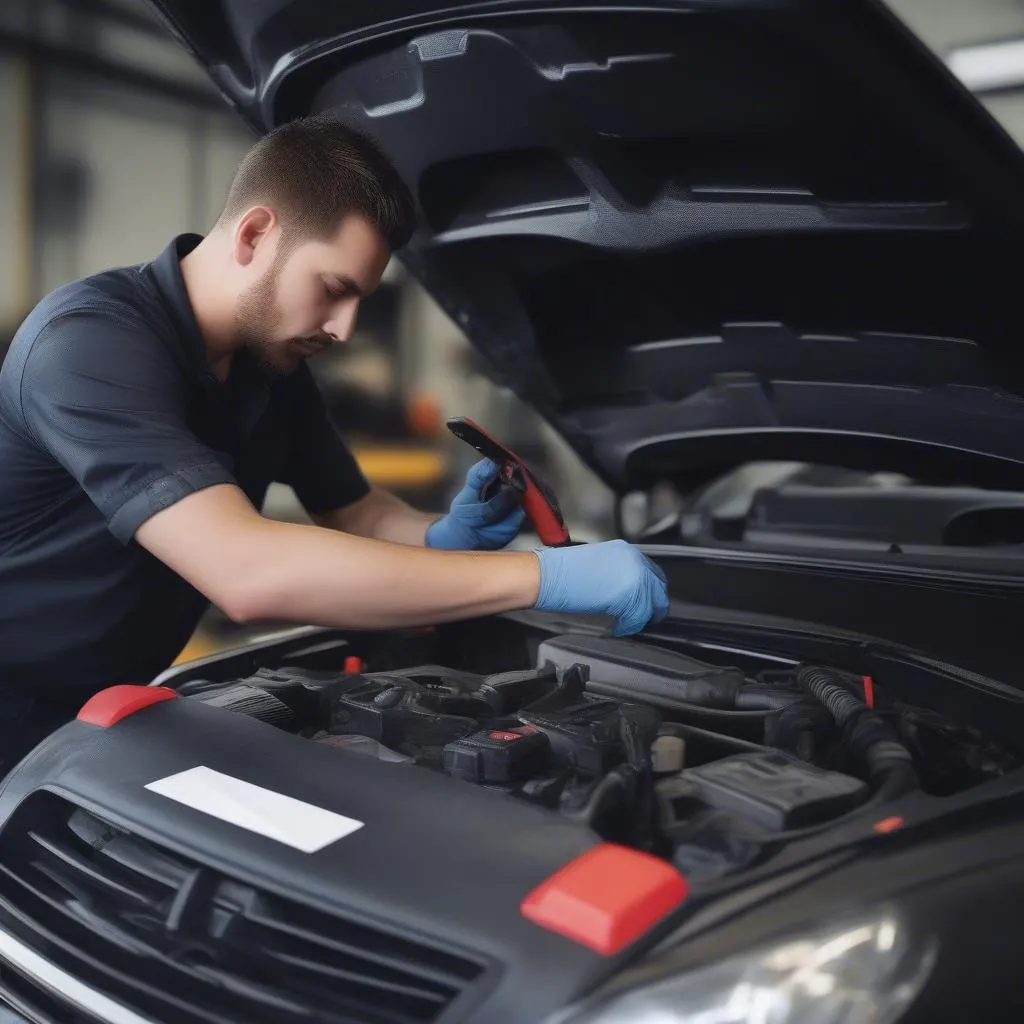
[447,416,573,546]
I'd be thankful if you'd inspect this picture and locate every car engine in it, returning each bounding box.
[176,633,1020,881]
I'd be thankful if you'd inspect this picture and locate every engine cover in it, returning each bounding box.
[0,697,640,1024]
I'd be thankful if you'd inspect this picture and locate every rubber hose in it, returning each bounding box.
[870,761,919,802]
[734,688,806,712]
[797,666,865,727]
[798,665,918,793]
[561,768,631,827]
[763,696,834,762]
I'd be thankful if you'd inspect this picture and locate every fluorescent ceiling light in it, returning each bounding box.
[948,38,1024,93]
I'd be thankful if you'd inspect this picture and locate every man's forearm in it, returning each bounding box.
[237,518,540,627]
[369,501,437,546]
[135,484,667,638]
[314,487,437,546]
[136,484,538,630]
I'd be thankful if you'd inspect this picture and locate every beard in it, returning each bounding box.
[232,259,336,377]
[232,263,292,377]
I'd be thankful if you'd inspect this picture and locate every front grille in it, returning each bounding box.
[0,794,483,1024]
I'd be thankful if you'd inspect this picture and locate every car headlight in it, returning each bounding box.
[564,909,936,1024]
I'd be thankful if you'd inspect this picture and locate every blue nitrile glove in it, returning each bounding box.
[533,539,670,636]
[425,459,526,550]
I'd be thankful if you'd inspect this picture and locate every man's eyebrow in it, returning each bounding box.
[326,275,365,297]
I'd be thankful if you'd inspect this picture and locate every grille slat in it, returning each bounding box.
[66,809,192,890]
[266,948,454,1006]
[232,897,478,989]
[14,873,164,958]
[8,845,459,1021]
[0,892,236,1024]
[27,831,166,909]
[0,795,484,1024]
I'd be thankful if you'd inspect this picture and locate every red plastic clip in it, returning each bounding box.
[863,675,876,709]
[873,815,905,834]
[77,685,177,727]
[521,843,688,955]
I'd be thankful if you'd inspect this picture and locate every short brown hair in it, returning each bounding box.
[218,113,416,251]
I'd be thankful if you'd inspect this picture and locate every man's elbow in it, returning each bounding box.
[205,529,298,624]
[218,589,261,625]
[205,557,281,624]
[216,579,277,625]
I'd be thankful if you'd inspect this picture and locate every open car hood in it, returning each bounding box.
[146,0,1024,493]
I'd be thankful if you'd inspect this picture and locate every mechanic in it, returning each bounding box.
[0,113,668,765]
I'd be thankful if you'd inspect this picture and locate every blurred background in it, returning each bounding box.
[1,0,1023,662]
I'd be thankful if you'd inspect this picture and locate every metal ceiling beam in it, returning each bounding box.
[0,27,227,111]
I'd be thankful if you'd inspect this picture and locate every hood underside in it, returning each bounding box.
[147,0,1024,492]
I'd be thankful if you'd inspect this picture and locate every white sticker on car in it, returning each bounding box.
[144,766,364,853]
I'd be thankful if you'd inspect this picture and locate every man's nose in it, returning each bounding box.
[323,300,359,343]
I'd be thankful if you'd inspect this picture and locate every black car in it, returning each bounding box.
[1,1,1023,1022]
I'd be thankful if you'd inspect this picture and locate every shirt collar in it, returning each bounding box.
[149,233,217,384]
[147,235,276,428]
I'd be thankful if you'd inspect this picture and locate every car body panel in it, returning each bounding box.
[145,0,1024,490]
[1,610,1022,1022]
[0,698,614,1023]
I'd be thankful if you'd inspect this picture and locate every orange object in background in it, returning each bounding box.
[406,391,442,437]
[353,447,448,488]
[172,632,219,665]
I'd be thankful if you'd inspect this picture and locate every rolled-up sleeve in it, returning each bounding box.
[19,311,237,544]
[278,364,370,514]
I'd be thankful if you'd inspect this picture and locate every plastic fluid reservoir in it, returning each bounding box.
[651,734,686,774]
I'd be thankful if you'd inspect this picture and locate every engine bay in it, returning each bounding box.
[174,627,1021,881]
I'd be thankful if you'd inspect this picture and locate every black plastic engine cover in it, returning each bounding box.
[517,699,624,777]
[677,751,868,831]
[537,635,746,710]
[0,698,641,1024]
[443,725,551,784]
[329,672,480,760]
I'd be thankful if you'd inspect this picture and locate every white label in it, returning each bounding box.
[144,766,364,853]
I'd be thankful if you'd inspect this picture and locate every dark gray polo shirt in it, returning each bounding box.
[0,234,369,710]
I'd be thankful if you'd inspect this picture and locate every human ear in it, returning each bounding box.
[233,206,277,267]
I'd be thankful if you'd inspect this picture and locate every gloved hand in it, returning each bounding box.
[533,539,669,636]
[425,459,526,551]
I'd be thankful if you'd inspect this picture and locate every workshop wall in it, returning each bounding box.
[37,80,194,292]
[0,57,26,325]
[34,76,252,295]
[0,0,257,335]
